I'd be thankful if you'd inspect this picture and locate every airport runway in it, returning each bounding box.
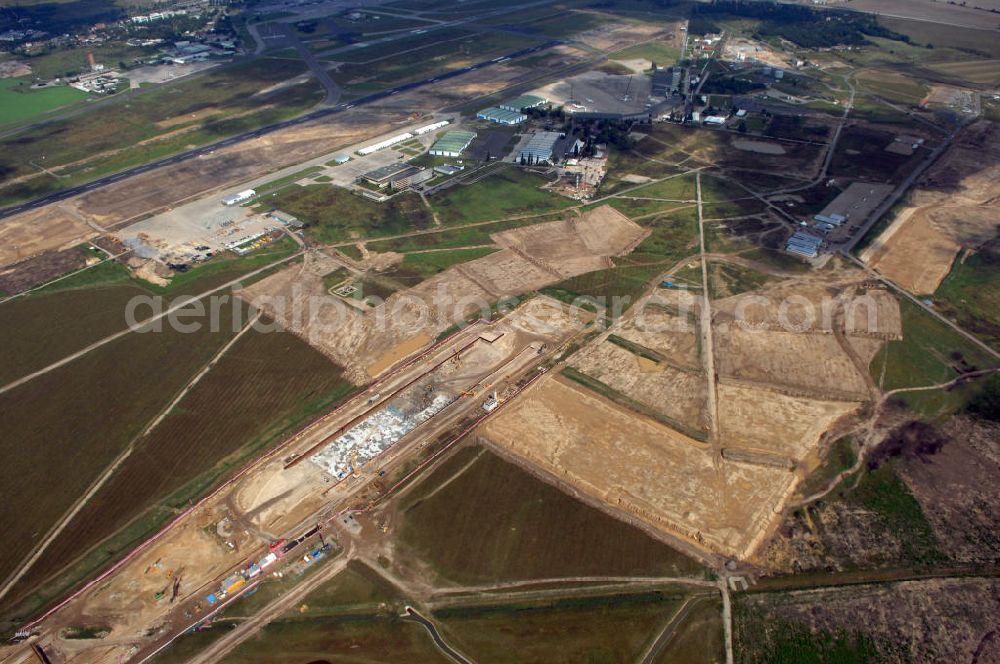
[0,40,562,222]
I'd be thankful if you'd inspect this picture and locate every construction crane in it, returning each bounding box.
[351,450,360,478]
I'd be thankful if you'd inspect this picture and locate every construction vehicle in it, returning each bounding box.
[420,383,434,408]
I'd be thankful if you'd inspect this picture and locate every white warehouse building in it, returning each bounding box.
[222,189,256,206]
[357,132,414,156]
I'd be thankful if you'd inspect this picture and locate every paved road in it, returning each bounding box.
[0,40,562,222]
[266,22,343,105]
[403,607,473,664]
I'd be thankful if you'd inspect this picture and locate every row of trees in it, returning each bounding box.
[690,1,909,48]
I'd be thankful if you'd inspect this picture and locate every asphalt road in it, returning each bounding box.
[0,40,562,222]
[403,607,472,664]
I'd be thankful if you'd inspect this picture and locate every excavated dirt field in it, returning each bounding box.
[711,277,899,402]
[242,206,646,380]
[0,205,96,269]
[712,274,901,337]
[481,376,798,560]
[716,382,858,466]
[714,327,870,401]
[491,206,649,278]
[615,306,701,369]
[862,207,963,294]
[568,339,709,434]
[863,120,1000,294]
[45,501,258,662]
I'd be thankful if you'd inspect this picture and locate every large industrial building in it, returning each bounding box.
[652,67,682,96]
[477,107,526,125]
[499,94,547,112]
[429,130,477,157]
[539,71,653,122]
[361,162,415,188]
[359,162,433,190]
[391,167,433,190]
[518,131,563,164]
[786,230,823,258]
[356,132,413,155]
[222,189,256,206]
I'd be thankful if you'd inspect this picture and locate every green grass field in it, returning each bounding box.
[604,196,692,218]
[846,462,944,564]
[542,261,667,314]
[652,597,725,664]
[734,600,879,664]
[0,307,244,608]
[331,31,540,90]
[428,167,572,225]
[398,247,498,279]
[609,41,681,67]
[933,244,1000,351]
[798,436,856,498]
[435,591,687,663]
[627,173,699,201]
[869,298,998,418]
[0,58,323,206]
[265,185,433,243]
[396,446,705,584]
[0,79,89,126]
[365,213,565,253]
